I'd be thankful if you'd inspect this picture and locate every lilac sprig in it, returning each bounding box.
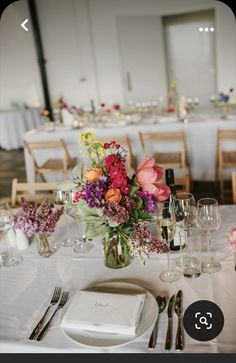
[14,198,63,237]
[104,202,130,224]
[128,222,169,264]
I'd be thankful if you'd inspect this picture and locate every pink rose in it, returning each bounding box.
[136,157,170,201]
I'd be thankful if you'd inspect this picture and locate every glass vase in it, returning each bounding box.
[103,234,132,269]
[36,233,56,257]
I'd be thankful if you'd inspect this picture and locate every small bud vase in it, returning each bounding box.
[36,233,56,257]
[102,234,132,269]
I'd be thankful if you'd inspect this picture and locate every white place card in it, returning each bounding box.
[61,290,146,336]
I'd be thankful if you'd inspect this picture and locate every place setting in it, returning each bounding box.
[26,279,186,352]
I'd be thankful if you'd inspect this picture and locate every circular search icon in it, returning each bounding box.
[183,300,224,341]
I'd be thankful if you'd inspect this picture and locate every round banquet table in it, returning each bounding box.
[0,108,43,150]
[0,205,235,353]
[23,114,236,183]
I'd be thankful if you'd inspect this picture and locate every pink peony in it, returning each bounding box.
[136,156,170,201]
[227,226,236,252]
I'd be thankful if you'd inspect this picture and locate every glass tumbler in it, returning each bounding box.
[179,228,201,278]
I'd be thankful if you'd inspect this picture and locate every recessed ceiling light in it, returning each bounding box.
[199,27,203,32]
[205,27,209,32]
[210,27,214,32]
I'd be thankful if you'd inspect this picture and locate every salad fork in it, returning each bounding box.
[36,291,69,341]
[29,286,61,340]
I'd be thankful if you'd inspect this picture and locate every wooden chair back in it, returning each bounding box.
[232,172,236,204]
[139,131,189,169]
[216,129,236,202]
[11,178,57,207]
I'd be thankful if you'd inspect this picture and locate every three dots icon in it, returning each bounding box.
[199,27,214,32]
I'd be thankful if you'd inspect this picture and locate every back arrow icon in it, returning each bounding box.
[21,19,29,31]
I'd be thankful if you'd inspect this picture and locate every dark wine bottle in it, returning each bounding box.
[165,168,185,251]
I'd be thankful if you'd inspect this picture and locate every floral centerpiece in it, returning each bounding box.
[72,131,170,268]
[14,198,63,257]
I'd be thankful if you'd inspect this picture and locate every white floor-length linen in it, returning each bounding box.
[0,108,43,150]
[23,116,236,183]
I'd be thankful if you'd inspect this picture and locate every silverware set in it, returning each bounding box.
[28,286,69,341]
[148,290,184,351]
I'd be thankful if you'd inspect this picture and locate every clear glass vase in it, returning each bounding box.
[102,234,132,269]
[36,233,56,257]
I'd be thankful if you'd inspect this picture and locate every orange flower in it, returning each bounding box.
[105,188,122,203]
[84,167,103,182]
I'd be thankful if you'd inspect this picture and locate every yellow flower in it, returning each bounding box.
[80,131,95,147]
[171,78,177,89]
[89,151,96,158]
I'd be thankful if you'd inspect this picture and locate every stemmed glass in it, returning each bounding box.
[173,192,196,265]
[196,198,221,273]
[54,189,77,247]
[155,201,182,283]
[0,203,23,267]
[73,222,94,254]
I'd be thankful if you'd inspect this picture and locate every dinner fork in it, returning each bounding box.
[36,291,69,341]
[29,286,61,340]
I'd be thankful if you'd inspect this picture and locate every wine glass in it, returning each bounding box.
[73,222,94,254]
[0,203,23,267]
[54,189,77,247]
[196,198,221,273]
[173,192,196,266]
[155,201,182,283]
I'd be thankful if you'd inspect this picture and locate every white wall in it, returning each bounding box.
[0,0,235,109]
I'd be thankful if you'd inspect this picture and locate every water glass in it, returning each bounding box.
[54,189,77,247]
[196,198,221,274]
[0,203,23,267]
[179,228,201,278]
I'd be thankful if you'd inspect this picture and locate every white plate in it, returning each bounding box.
[60,281,158,349]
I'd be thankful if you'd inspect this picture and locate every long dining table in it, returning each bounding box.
[0,205,235,353]
[23,113,236,183]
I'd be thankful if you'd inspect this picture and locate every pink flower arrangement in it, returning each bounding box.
[14,198,63,237]
[227,226,236,252]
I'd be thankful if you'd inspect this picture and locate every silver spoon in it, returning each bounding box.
[148,296,167,350]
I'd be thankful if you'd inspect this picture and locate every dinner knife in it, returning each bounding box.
[175,290,184,351]
[165,294,175,351]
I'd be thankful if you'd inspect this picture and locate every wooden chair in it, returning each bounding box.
[11,178,57,207]
[216,129,236,203]
[24,139,77,182]
[139,131,190,192]
[95,135,135,173]
[232,172,236,204]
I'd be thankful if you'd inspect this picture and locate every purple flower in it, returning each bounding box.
[82,180,108,208]
[136,191,155,213]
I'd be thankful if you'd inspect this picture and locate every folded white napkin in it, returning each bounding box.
[61,290,146,336]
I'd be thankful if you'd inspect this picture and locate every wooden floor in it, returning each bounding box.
[0,148,232,203]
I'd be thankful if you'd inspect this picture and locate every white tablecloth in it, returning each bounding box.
[23,115,236,183]
[0,205,235,353]
[0,108,43,150]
